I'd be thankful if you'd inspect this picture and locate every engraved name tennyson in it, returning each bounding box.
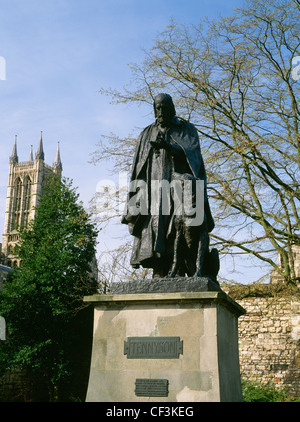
[124,336,183,359]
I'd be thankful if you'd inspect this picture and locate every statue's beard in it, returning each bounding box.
[157,114,172,127]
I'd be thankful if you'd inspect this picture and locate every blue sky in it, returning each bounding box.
[0,0,262,283]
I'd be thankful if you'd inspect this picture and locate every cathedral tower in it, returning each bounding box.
[1,133,62,267]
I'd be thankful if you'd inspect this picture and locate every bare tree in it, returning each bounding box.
[93,0,300,284]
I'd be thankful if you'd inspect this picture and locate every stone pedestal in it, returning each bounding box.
[84,278,245,402]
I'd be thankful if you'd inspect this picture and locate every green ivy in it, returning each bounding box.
[242,379,300,402]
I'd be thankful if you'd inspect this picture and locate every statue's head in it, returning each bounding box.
[153,93,176,127]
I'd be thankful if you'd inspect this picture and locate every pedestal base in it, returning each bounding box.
[84,287,245,402]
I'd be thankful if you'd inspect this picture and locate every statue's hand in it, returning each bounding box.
[150,140,164,150]
[150,132,168,150]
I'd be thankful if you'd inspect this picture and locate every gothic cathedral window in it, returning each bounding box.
[23,176,32,226]
[13,178,22,230]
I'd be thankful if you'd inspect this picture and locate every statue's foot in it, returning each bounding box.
[194,270,202,277]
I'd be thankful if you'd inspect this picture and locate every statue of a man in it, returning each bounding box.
[122,93,218,279]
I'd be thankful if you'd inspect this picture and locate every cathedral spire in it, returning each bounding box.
[35,131,45,161]
[53,142,62,171]
[9,135,19,164]
[29,145,33,162]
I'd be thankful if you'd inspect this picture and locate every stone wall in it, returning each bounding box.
[0,369,51,402]
[234,290,300,397]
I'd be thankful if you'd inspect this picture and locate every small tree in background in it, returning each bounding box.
[0,175,98,401]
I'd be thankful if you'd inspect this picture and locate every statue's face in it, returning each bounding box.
[154,96,173,127]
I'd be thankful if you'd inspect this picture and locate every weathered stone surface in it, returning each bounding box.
[234,294,300,397]
[110,276,221,295]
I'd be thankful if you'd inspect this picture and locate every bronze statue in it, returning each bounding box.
[122,93,219,280]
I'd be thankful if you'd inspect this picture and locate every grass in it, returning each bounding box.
[242,379,300,402]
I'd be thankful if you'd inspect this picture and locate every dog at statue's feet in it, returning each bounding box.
[168,173,219,281]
